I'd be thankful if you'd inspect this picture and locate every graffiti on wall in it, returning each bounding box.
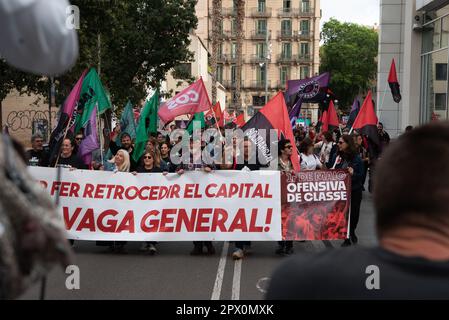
[6,110,58,132]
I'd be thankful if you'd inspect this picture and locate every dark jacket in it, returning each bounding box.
[328,152,364,192]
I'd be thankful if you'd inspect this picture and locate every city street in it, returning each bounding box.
[21,190,377,300]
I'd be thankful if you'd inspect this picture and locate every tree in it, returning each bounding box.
[1,0,198,112]
[210,0,223,104]
[320,18,378,112]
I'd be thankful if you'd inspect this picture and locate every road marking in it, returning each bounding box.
[211,241,229,300]
[256,277,271,294]
[231,259,242,300]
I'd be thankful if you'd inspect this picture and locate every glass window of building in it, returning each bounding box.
[301,0,311,13]
[231,42,237,59]
[231,65,237,83]
[258,0,266,12]
[280,66,289,85]
[231,18,237,35]
[256,42,267,58]
[256,19,267,35]
[281,43,292,58]
[216,65,223,83]
[300,20,310,35]
[283,0,291,11]
[300,66,310,79]
[281,20,292,36]
[257,65,266,84]
[300,42,309,56]
[421,10,449,122]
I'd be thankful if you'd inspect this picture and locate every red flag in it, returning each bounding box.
[206,102,224,127]
[320,110,329,133]
[388,59,402,103]
[233,113,246,127]
[158,78,212,123]
[243,92,300,172]
[327,100,340,130]
[352,91,380,145]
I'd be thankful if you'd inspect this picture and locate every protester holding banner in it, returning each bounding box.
[176,139,216,256]
[160,142,175,172]
[232,138,262,260]
[100,149,131,253]
[51,138,87,169]
[276,139,294,255]
[329,134,364,246]
[299,138,322,171]
[26,133,50,167]
[135,150,163,255]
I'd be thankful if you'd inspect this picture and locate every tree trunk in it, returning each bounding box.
[211,0,222,105]
[235,0,245,112]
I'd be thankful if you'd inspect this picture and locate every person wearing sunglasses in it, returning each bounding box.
[329,134,364,247]
[135,150,164,255]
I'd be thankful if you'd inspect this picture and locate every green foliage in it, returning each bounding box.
[320,18,378,112]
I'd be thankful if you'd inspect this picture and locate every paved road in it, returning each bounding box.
[20,191,377,300]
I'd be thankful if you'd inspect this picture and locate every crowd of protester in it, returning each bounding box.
[25,119,393,258]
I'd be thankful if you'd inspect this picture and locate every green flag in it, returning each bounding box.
[133,90,159,162]
[75,68,111,133]
[186,112,205,135]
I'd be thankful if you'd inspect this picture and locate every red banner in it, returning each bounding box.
[281,170,351,240]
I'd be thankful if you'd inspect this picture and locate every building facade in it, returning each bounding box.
[377,0,449,137]
[195,0,320,121]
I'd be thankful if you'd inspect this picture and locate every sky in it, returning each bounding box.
[320,0,380,28]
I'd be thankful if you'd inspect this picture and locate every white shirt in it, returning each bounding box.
[0,0,78,75]
[315,141,334,164]
[300,153,322,171]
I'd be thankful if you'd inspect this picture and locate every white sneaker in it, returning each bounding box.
[148,243,157,255]
[232,248,244,260]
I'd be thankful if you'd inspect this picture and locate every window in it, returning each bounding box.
[258,0,266,12]
[253,96,266,106]
[301,0,311,13]
[435,93,447,110]
[281,20,292,36]
[173,63,191,79]
[257,65,266,84]
[281,43,292,58]
[256,19,267,34]
[300,66,310,79]
[231,19,237,34]
[256,42,267,58]
[216,65,223,83]
[231,42,237,59]
[231,65,237,83]
[436,63,448,80]
[218,43,223,56]
[32,119,48,142]
[300,20,310,34]
[283,0,291,10]
[280,66,289,85]
[300,43,310,56]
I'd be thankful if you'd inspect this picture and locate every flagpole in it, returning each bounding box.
[96,104,104,165]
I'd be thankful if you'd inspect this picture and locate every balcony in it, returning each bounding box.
[276,54,296,64]
[298,8,314,17]
[222,80,244,89]
[277,30,295,40]
[277,8,298,17]
[276,81,287,90]
[249,54,270,64]
[217,30,232,40]
[249,80,271,90]
[222,7,237,17]
[250,7,272,18]
[296,54,312,64]
[217,54,229,63]
[297,31,312,40]
[251,30,271,40]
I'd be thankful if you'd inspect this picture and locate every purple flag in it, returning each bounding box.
[286,72,330,107]
[288,97,303,127]
[78,105,99,165]
[48,70,88,161]
[346,98,360,128]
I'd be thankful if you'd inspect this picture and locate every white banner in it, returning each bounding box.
[29,167,281,241]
